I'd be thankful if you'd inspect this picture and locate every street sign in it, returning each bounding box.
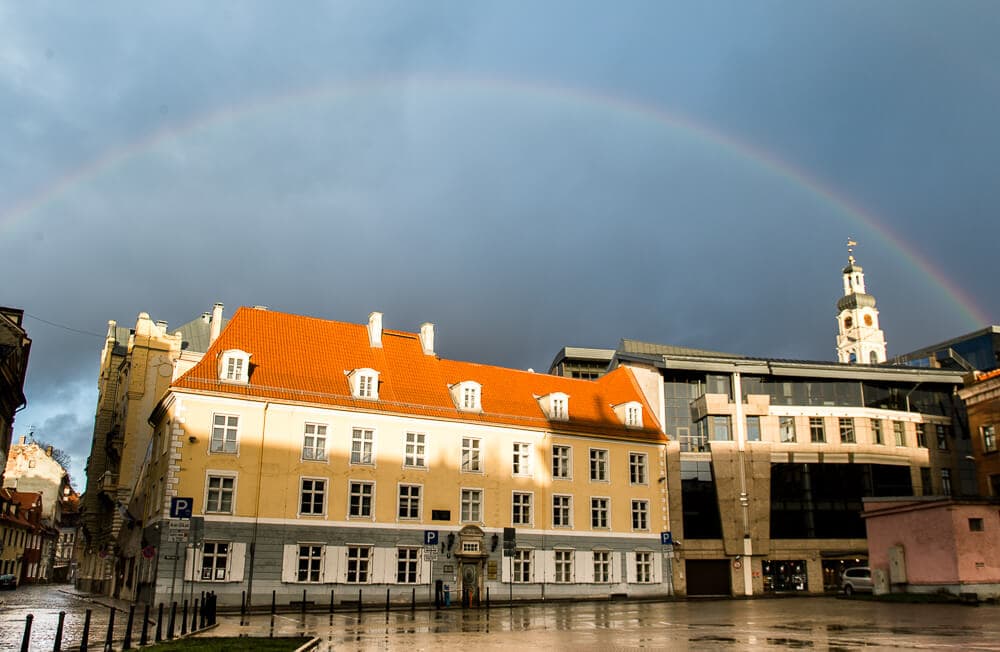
[170,497,194,519]
[424,530,439,546]
[663,545,675,557]
[424,546,439,561]
[167,519,190,543]
[660,531,673,545]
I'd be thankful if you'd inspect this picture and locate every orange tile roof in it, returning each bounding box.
[172,307,663,442]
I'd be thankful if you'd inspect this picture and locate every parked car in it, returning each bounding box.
[0,574,17,590]
[841,566,873,596]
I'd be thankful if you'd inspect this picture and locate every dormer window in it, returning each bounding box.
[348,368,380,400]
[614,401,643,429]
[219,349,250,384]
[538,392,570,421]
[450,381,482,413]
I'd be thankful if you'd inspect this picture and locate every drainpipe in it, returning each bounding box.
[244,401,270,617]
[732,371,753,596]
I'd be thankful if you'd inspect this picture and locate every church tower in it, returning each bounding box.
[836,240,887,364]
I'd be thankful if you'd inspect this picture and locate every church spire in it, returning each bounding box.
[836,239,887,364]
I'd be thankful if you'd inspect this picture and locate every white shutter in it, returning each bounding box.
[610,552,622,584]
[652,553,663,584]
[228,542,246,582]
[323,546,340,584]
[373,547,393,584]
[625,552,637,584]
[500,554,510,582]
[183,546,201,581]
[579,551,594,583]
[540,550,555,584]
[419,549,431,585]
[281,544,298,583]
[569,551,578,584]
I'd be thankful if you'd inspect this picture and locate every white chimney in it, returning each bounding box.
[419,322,435,355]
[210,302,224,344]
[368,311,383,348]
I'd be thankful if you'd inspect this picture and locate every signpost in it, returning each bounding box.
[503,528,515,604]
[168,497,194,603]
[661,531,675,596]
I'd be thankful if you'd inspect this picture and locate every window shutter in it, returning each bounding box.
[500,554,510,582]
[540,550,555,584]
[579,551,594,583]
[281,544,298,583]
[652,553,663,584]
[336,546,349,583]
[228,542,247,582]
[183,546,201,581]
[323,546,340,584]
[610,552,622,584]
[419,549,431,584]
[373,547,393,584]
[625,552,637,584]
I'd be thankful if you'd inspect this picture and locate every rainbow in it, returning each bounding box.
[1,75,990,327]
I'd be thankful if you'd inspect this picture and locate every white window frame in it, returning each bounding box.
[552,445,572,480]
[462,438,482,473]
[348,481,374,519]
[629,452,648,485]
[590,448,609,482]
[513,549,532,583]
[348,368,380,400]
[634,551,653,584]
[297,543,324,583]
[512,442,533,477]
[552,494,572,528]
[614,401,643,428]
[397,483,422,521]
[299,477,326,517]
[512,491,533,526]
[809,417,826,443]
[893,421,906,447]
[591,497,610,529]
[780,416,797,443]
[210,413,239,454]
[593,550,611,583]
[461,488,483,523]
[983,425,997,453]
[205,472,237,514]
[839,418,856,444]
[452,381,483,412]
[218,349,250,384]
[302,423,327,462]
[201,541,230,581]
[404,432,426,469]
[351,428,375,465]
[346,546,372,583]
[631,499,649,531]
[396,547,420,584]
[554,550,574,583]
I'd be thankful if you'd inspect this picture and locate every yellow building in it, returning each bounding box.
[139,308,668,607]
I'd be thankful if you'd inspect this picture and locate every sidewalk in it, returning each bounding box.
[57,585,148,615]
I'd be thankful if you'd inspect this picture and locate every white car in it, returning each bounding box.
[841,566,873,596]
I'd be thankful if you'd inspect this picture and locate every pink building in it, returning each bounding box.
[863,497,1000,599]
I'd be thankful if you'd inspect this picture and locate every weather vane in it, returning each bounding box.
[847,238,857,265]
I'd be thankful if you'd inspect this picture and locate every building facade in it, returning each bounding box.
[958,369,1000,497]
[137,308,669,608]
[0,307,31,487]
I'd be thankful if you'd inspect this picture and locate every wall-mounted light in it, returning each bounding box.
[447,533,455,551]
[188,436,198,444]
[491,534,499,552]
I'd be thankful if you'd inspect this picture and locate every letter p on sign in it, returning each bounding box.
[170,497,193,519]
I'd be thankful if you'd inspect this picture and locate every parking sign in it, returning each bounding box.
[170,497,193,519]
[424,530,439,546]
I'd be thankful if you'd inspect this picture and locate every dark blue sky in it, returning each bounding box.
[2,1,998,486]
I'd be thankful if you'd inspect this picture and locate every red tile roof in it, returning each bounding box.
[172,307,663,442]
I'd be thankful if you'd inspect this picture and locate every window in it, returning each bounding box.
[626,404,641,427]
[219,350,249,383]
[839,418,856,444]
[398,484,421,520]
[349,368,379,400]
[206,475,235,514]
[552,445,571,479]
[463,385,479,409]
[779,416,796,443]
[892,421,905,447]
[404,433,426,468]
[300,478,326,515]
[591,497,609,528]
[941,469,952,496]
[552,397,567,420]
[552,495,571,528]
[452,381,482,412]
[397,548,419,583]
[201,542,229,581]
[629,453,648,485]
[297,545,322,582]
[358,374,375,398]
[211,414,239,453]
[554,550,573,583]
[631,500,649,531]
[916,423,927,448]
[937,424,949,450]
[872,419,884,445]
[351,428,374,465]
[461,489,482,523]
[225,356,244,382]
[746,416,761,442]
[461,438,481,472]
[349,481,374,518]
[593,551,611,583]
[513,549,532,583]
[711,416,732,441]
[302,423,327,461]
[346,546,371,583]
[809,417,825,443]
[969,518,985,532]
[983,425,997,453]
[590,449,609,482]
[512,442,532,476]
[920,467,933,497]
[512,492,532,526]
[634,551,653,583]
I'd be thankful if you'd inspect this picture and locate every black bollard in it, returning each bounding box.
[386,588,390,612]
[103,606,115,652]
[140,604,150,646]
[330,588,335,614]
[19,614,32,652]
[486,587,490,610]
[302,588,307,619]
[192,599,199,632]
[209,592,217,626]
[240,590,246,625]
[358,589,362,613]
[203,595,209,629]
[155,604,163,642]
[80,609,91,652]
[181,599,188,636]
[271,589,276,616]
[123,605,135,650]
[54,611,66,652]
[167,602,177,640]
[411,587,416,611]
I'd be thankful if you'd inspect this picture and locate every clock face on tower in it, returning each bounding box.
[864,314,873,327]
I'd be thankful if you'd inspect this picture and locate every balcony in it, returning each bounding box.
[97,471,118,494]
[105,426,123,458]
